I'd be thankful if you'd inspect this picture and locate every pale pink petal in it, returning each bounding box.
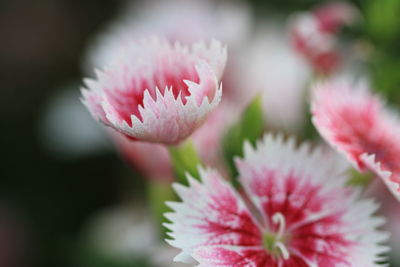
[164,168,262,263]
[81,79,110,125]
[111,132,174,181]
[82,37,227,144]
[312,80,400,200]
[235,133,388,266]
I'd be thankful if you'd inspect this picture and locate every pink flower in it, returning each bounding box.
[289,2,356,75]
[164,134,388,266]
[313,2,358,34]
[81,38,227,145]
[290,13,340,75]
[312,80,400,201]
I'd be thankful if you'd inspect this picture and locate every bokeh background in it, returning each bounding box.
[1,0,399,266]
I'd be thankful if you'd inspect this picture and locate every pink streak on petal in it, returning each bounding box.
[192,246,277,266]
[166,169,262,261]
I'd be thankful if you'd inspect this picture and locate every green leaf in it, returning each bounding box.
[169,140,202,184]
[223,96,264,184]
[365,0,400,46]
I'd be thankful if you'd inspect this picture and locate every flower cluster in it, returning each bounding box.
[77,1,398,266]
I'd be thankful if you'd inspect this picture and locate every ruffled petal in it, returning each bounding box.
[312,79,400,201]
[164,168,262,263]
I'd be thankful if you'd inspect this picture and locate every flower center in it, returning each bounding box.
[262,212,290,260]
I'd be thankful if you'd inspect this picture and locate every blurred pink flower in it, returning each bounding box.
[313,1,358,34]
[289,2,357,75]
[312,80,400,201]
[165,134,387,266]
[82,37,226,145]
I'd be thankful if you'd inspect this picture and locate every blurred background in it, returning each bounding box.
[0,0,399,266]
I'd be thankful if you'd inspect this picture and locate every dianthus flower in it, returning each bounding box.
[312,80,400,201]
[165,134,388,266]
[81,38,226,144]
[289,2,357,75]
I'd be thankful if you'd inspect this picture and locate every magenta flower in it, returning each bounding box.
[164,134,388,266]
[81,37,227,144]
[312,80,400,201]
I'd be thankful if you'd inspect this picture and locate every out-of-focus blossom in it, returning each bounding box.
[165,134,388,266]
[242,25,311,133]
[39,85,110,158]
[313,2,358,34]
[82,205,186,266]
[312,80,400,201]
[83,0,250,73]
[82,37,227,145]
[84,205,157,260]
[289,2,357,75]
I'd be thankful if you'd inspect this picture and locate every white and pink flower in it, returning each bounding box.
[289,2,357,75]
[164,134,388,266]
[81,37,227,145]
[312,80,400,201]
[312,81,400,200]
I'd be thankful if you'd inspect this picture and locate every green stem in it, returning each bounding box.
[147,179,176,239]
[168,140,202,184]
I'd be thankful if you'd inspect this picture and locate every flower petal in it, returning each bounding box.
[312,79,400,201]
[192,245,275,267]
[164,168,262,263]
